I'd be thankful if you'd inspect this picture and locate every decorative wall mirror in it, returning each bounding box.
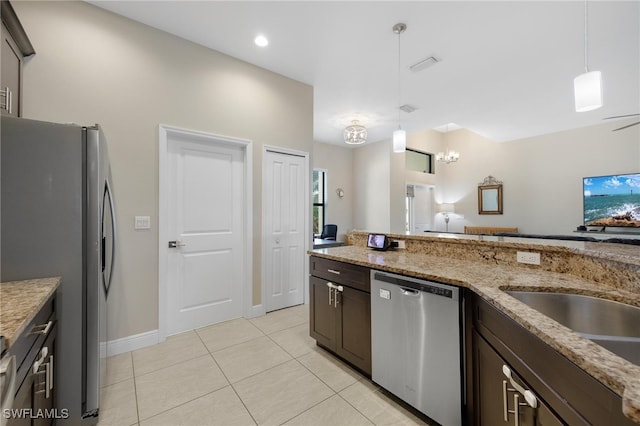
[478,176,503,214]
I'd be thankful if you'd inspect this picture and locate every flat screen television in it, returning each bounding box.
[583,173,640,228]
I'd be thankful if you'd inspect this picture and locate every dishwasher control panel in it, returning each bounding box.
[379,288,391,299]
[373,271,457,300]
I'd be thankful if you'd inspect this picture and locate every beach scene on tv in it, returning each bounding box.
[583,173,640,228]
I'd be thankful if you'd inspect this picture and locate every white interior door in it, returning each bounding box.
[166,136,244,335]
[263,149,307,312]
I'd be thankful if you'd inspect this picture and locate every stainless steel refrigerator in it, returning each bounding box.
[1,116,116,425]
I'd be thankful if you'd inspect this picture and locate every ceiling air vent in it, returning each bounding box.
[399,104,417,113]
[409,56,440,73]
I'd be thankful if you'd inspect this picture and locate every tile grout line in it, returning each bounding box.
[194,323,260,425]
[130,351,141,426]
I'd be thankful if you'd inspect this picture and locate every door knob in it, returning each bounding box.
[275,239,280,244]
[168,240,186,248]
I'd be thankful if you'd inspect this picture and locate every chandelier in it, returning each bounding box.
[436,149,460,164]
[344,120,367,145]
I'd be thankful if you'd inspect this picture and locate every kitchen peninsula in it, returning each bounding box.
[309,231,640,425]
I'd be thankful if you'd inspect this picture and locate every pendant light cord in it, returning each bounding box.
[397,29,402,129]
[584,0,589,73]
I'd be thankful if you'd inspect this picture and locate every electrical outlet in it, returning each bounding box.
[517,251,540,265]
[396,240,406,249]
[134,215,151,230]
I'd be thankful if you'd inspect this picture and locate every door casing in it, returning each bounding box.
[158,124,253,342]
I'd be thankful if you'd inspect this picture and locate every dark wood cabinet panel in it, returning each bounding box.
[472,294,635,426]
[0,0,35,117]
[6,294,56,426]
[473,330,562,426]
[309,256,371,375]
[309,276,338,349]
[336,285,371,373]
[1,22,21,116]
[310,256,370,292]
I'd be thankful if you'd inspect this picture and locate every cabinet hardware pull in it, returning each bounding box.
[0,87,8,112]
[513,393,521,426]
[327,269,341,275]
[502,365,538,408]
[326,282,344,308]
[30,320,53,336]
[33,347,49,374]
[49,354,54,391]
[44,361,51,398]
[502,380,509,421]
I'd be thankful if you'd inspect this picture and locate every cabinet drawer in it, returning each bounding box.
[310,256,370,292]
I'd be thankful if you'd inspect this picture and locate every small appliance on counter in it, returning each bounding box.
[367,233,398,251]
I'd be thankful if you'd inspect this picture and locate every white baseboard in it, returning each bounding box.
[107,329,159,357]
[247,304,265,319]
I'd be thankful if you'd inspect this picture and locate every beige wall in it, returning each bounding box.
[15,1,313,341]
[312,142,353,240]
[445,121,640,234]
[390,129,445,233]
[350,121,640,236]
[352,139,392,232]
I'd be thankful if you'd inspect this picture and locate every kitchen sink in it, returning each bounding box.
[506,290,640,365]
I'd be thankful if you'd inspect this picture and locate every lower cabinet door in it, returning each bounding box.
[474,331,564,426]
[336,286,371,374]
[309,276,337,350]
[32,332,55,426]
[7,374,33,426]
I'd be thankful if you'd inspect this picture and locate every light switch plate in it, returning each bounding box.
[135,216,151,230]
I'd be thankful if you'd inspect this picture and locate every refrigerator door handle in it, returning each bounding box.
[104,179,116,297]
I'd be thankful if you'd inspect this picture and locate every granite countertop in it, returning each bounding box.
[0,277,61,349]
[310,244,640,423]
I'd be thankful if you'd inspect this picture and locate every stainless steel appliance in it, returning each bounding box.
[1,116,116,425]
[371,270,463,426]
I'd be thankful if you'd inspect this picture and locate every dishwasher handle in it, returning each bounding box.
[400,287,420,296]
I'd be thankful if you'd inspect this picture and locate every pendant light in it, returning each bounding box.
[392,23,406,153]
[574,0,602,112]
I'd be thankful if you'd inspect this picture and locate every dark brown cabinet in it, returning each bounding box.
[309,256,371,375]
[7,294,57,426]
[473,330,563,426]
[1,0,35,117]
[471,293,636,426]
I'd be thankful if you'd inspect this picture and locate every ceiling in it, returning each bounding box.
[90,1,640,145]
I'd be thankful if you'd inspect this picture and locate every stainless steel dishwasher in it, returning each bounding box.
[371,270,463,426]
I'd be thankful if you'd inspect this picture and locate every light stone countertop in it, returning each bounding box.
[310,237,640,424]
[0,277,60,349]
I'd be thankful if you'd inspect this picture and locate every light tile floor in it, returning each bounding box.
[98,304,433,426]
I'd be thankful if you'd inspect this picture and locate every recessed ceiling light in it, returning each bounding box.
[254,35,269,47]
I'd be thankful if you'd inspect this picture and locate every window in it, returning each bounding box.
[312,169,327,235]
[406,148,434,174]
